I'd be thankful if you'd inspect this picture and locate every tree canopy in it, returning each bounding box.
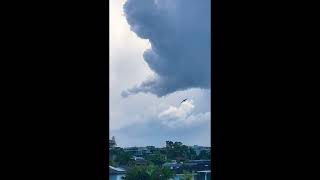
[124,165,175,180]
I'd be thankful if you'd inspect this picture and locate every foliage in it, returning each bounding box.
[116,151,131,165]
[188,148,197,160]
[165,141,197,161]
[124,166,150,180]
[124,165,175,180]
[145,151,166,166]
[110,141,210,166]
[109,147,132,166]
[180,170,193,180]
[197,150,211,160]
[109,140,210,177]
[160,167,175,179]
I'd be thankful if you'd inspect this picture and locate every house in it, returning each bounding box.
[182,160,211,172]
[109,136,117,149]
[162,161,182,170]
[167,160,211,180]
[123,147,151,156]
[191,145,211,156]
[132,158,147,166]
[146,146,156,153]
[173,173,197,180]
[172,170,211,180]
[196,170,211,180]
[131,156,145,161]
[109,166,126,180]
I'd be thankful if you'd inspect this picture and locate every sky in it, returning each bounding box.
[110,0,211,147]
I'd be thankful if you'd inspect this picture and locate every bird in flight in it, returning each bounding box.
[181,98,188,104]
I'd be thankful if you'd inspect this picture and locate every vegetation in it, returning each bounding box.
[110,141,210,166]
[197,149,211,160]
[145,151,166,166]
[124,165,175,180]
[165,141,201,161]
[109,141,211,177]
[180,170,194,180]
[109,148,132,166]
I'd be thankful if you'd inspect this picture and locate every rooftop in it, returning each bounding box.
[109,166,126,175]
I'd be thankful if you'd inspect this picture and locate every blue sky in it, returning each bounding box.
[110,0,211,147]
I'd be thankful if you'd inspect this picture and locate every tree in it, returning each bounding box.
[124,166,150,180]
[116,151,131,165]
[160,167,175,179]
[146,151,166,166]
[124,165,175,180]
[180,170,193,180]
[165,141,192,161]
[187,147,197,160]
[109,148,132,166]
[166,141,174,149]
[197,150,211,160]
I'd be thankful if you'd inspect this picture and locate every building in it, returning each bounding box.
[173,171,211,180]
[166,160,211,180]
[109,136,116,148]
[123,147,151,156]
[173,173,197,180]
[197,170,211,180]
[109,166,126,180]
[183,160,211,172]
[131,156,145,161]
[146,146,156,153]
[191,145,211,156]
[162,161,182,170]
[129,156,147,166]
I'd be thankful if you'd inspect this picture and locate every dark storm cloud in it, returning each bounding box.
[122,0,211,97]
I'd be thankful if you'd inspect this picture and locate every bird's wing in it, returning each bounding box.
[181,99,188,103]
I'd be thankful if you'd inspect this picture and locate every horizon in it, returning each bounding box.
[110,140,212,149]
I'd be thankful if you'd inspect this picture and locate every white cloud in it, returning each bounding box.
[159,100,194,120]
[158,100,210,128]
[110,0,153,130]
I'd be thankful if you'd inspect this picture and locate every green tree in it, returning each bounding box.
[160,167,175,179]
[117,151,131,165]
[187,147,197,160]
[124,165,175,180]
[180,170,193,180]
[110,148,132,166]
[145,164,157,176]
[197,150,211,160]
[146,151,166,166]
[124,166,150,180]
[165,141,192,161]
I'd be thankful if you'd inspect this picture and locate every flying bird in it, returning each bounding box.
[181,98,188,104]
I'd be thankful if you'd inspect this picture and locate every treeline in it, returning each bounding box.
[109,141,211,167]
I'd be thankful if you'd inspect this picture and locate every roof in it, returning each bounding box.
[197,170,211,173]
[109,140,116,146]
[173,160,211,174]
[187,160,211,163]
[109,166,126,175]
[132,156,145,161]
[162,162,181,169]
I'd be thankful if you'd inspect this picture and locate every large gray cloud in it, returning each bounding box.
[122,0,211,97]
